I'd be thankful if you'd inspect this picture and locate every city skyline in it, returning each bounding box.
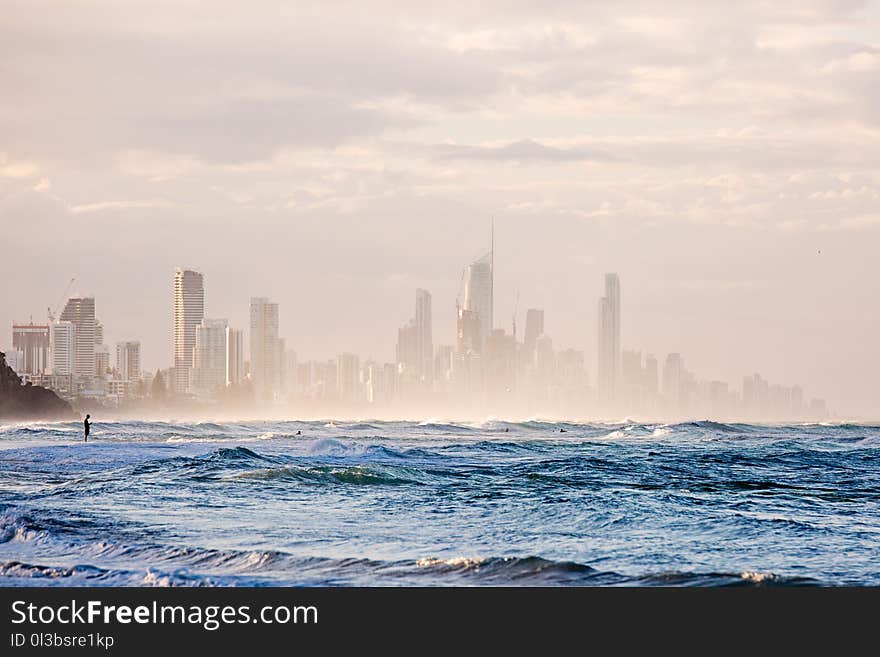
[2,251,836,421]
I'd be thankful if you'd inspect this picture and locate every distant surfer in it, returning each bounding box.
[559,428,567,433]
[83,414,91,442]
[296,430,302,436]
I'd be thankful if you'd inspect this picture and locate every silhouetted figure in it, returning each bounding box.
[559,428,567,433]
[296,430,302,436]
[83,414,91,442]
[504,427,509,432]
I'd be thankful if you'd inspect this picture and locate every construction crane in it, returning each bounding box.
[47,277,75,323]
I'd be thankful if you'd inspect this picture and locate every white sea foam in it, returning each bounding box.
[740,571,777,583]
[416,557,486,569]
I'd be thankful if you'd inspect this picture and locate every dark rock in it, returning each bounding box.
[0,351,76,420]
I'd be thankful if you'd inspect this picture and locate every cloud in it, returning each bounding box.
[822,50,880,73]
[433,139,615,163]
[820,214,880,230]
[0,154,38,179]
[68,199,178,214]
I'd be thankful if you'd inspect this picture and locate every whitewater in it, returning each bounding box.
[0,419,878,586]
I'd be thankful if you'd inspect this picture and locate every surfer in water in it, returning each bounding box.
[83,414,91,442]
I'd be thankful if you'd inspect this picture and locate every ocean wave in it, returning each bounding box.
[228,464,428,486]
[631,570,816,586]
[415,422,478,433]
[0,560,223,587]
[0,507,829,587]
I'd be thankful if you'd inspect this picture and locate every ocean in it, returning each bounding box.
[0,419,878,586]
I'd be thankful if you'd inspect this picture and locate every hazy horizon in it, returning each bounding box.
[2,1,879,417]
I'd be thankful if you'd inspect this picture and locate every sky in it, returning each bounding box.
[1,1,878,417]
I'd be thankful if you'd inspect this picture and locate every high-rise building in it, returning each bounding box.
[535,335,556,387]
[337,352,360,402]
[434,344,454,388]
[94,319,104,346]
[621,349,643,410]
[455,308,481,356]
[283,348,297,396]
[193,318,228,393]
[50,321,76,376]
[415,288,433,385]
[523,309,544,361]
[59,297,97,378]
[396,289,434,389]
[485,328,517,399]
[95,345,110,379]
[172,268,205,393]
[556,348,586,391]
[249,297,281,401]
[460,228,494,355]
[643,353,659,407]
[12,322,49,376]
[663,353,683,413]
[597,273,620,406]
[396,321,418,373]
[115,341,141,383]
[226,327,243,386]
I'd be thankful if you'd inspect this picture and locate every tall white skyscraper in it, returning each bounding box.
[115,341,141,383]
[193,318,228,393]
[59,296,96,378]
[50,321,76,376]
[249,297,281,401]
[597,273,621,406]
[172,268,205,393]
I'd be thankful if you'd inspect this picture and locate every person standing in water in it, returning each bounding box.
[83,414,91,442]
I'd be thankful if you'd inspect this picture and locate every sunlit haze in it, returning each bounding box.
[2,1,878,419]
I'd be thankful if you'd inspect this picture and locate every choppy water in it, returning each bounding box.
[0,419,878,586]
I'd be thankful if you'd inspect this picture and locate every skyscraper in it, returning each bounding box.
[523,308,544,361]
[597,273,620,406]
[249,297,281,401]
[226,327,243,386]
[397,289,434,389]
[462,253,493,354]
[415,288,433,385]
[336,352,360,402]
[663,353,683,413]
[644,353,659,407]
[12,322,49,376]
[50,321,76,376]
[193,318,228,393]
[115,341,141,383]
[172,268,205,393]
[59,296,97,378]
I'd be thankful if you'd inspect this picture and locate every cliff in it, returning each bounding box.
[0,351,76,420]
